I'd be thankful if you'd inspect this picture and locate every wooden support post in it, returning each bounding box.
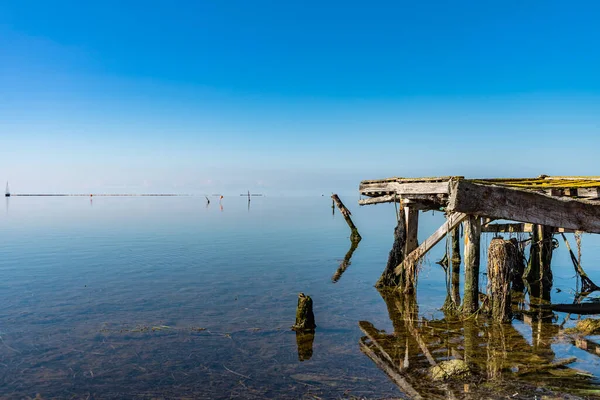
[292,293,316,331]
[331,194,361,242]
[376,206,406,288]
[450,226,461,306]
[525,224,542,299]
[525,225,554,301]
[403,207,419,294]
[404,207,419,255]
[510,238,526,294]
[394,212,468,277]
[539,225,555,301]
[463,215,481,315]
[487,238,516,322]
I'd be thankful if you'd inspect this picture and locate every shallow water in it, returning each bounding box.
[1,196,600,399]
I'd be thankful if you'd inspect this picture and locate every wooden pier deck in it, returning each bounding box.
[359,175,600,314]
[360,175,600,233]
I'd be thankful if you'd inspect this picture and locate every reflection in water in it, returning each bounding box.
[332,239,359,283]
[359,289,600,399]
[5,196,8,214]
[295,331,315,361]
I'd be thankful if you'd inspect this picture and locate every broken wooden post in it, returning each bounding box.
[376,205,406,288]
[450,226,461,307]
[487,238,516,322]
[560,233,600,293]
[292,293,316,331]
[463,215,481,315]
[331,194,361,242]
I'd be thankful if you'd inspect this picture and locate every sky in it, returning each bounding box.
[1,1,599,195]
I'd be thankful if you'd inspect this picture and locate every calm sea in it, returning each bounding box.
[2,196,600,399]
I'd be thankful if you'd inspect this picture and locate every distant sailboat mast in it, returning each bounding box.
[5,182,10,197]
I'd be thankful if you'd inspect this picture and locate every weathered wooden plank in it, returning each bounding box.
[359,193,447,207]
[393,212,468,276]
[360,181,450,196]
[447,180,600,234]
[358,194,398,205]
[578,187,600,199]
[482,223,575,233]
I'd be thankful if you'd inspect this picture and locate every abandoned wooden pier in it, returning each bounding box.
[359,175,600,318]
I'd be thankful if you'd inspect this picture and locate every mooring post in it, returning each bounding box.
[487,238,515,322]
[463,215,481,315]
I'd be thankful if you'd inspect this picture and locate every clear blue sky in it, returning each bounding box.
[1,1,599,195]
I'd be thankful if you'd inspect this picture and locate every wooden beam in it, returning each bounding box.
[360,181,450,196]
[358,194,398,205]
[482,223,575,233]
[359,193,447,208]
[394,212,468,276]
[447,179,600,234]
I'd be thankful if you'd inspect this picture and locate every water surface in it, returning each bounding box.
[1,196,600,398]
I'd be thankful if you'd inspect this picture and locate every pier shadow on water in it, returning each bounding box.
[360,288,600,399]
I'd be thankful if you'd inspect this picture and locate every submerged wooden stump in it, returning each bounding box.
[292,293,316,331]
[487,238,516,322]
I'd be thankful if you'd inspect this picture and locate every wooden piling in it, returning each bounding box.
[487,238,516,322]
[292,293,316,331]
[463,215,481,315]
[450,226,461,306]
[331,194,361,242]
[376,206,406,288]
[526,224,554,300]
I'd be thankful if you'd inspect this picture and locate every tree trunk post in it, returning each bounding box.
[463,215,481,315]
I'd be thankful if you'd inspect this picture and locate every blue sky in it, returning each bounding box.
[1,1,599,195]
